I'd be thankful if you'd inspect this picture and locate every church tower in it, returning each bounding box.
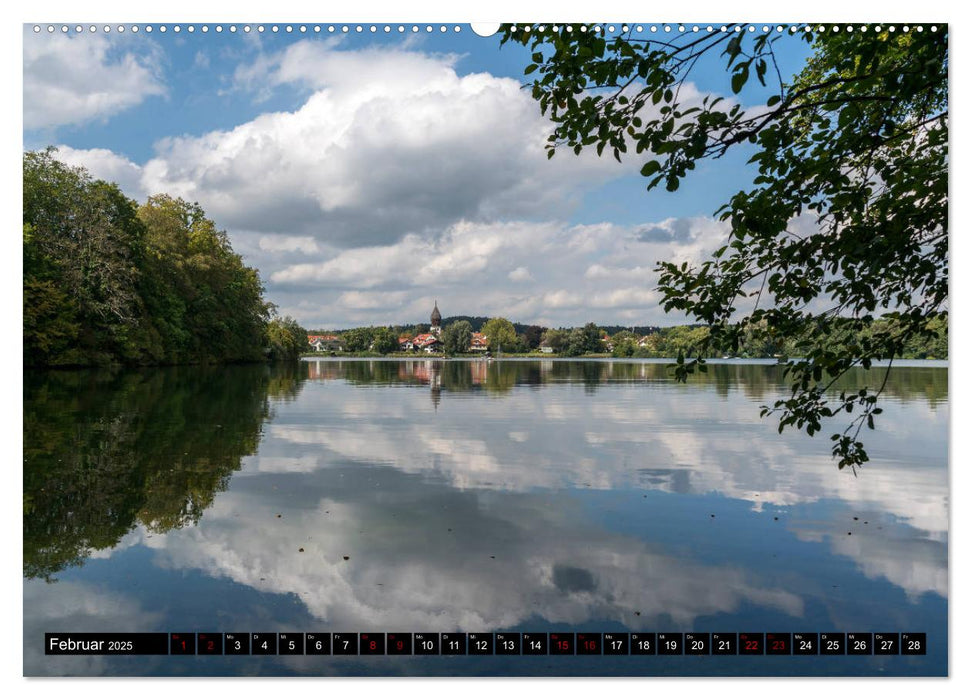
[430,300,442,335]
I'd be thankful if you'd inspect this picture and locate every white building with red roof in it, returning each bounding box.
[308,334,342,352]
[470,332,489,352]
[412,333,442,353]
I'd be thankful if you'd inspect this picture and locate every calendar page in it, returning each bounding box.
[21,9,949,681]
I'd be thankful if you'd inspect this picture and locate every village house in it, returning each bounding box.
[308,334,343,352]
[470,332,489,352]
[412,333,442,353]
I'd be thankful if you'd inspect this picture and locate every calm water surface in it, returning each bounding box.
[23,359,948,676]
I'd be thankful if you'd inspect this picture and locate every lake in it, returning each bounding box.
[23,358,948,676]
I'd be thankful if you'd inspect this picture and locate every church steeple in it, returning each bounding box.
[430,300,442,333]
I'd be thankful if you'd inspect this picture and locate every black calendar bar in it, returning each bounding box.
[43,632,925,655]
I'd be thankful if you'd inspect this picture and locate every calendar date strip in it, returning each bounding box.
[45,632,927,656]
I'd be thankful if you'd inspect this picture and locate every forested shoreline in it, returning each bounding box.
[23,149,307,368]
[306,316,947,360]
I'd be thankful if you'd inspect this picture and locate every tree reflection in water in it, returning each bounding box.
[23,364,306,581]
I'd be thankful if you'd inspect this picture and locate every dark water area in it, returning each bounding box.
[23,359,948,676]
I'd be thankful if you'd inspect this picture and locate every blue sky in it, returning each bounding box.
[24,23,814,329]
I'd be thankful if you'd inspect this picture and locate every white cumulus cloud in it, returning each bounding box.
[24,31,165,130]
[51,145,146,201]
[137,42,625,248]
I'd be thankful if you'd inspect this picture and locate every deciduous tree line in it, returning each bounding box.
[24,149,307,367]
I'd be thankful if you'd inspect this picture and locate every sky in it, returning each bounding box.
[22,23,816,330]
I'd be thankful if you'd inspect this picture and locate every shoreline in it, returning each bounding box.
[300,355,949,367]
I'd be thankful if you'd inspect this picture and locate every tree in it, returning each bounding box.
[341,327,375,353]
[265,315,309,361]
[442,320,473,355]
[138,195,268,364]
[523,324,546,350]
[611,329,637,345]
[371,326,400,354]
[24,149,145,364]
[541,328,569,353]
[611,330,638,357]
[565,322,603,356]
[481,317,518,352]
[661,325,711,358]
[501,24,947,470]
[24,149,273,367]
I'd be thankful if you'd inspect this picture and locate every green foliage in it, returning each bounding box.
[23,364,306,580]
[523,324,545,350]
[341,327,376,353]
[138,194,269,364]
[24,150,144,365]
[565,322,603,356]
[442,320,473,354]
[501,24,948,469]
[371,327,400,354]
[265,315,309,362]
[541,328,570,353]
[481,317,518,352]
[24,149,273,367]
